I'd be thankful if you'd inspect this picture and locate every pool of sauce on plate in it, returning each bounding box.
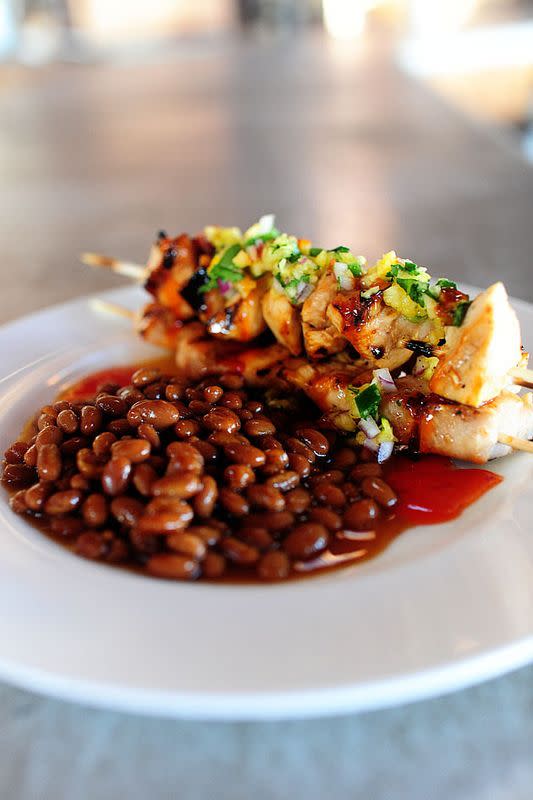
[10,363,503,582]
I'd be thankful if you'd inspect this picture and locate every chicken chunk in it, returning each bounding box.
[430,282,523,407]
[301,269,346,359]
[261,284,302,355]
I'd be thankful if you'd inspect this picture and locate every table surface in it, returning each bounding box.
[0,33,532,800]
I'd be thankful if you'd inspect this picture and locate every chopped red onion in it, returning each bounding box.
[377,441,394,463]
[294,281,314,304]
[373,368,396,393]
[358,417,380,438]
[217,279,232,295]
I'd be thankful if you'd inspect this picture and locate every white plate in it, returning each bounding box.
[0,286,532,720]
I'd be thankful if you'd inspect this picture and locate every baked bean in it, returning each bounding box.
[174,419,201,439]
[96,394,128,418]
[285,437,316,463]
[165,383,186,402]
[237,526,273,550]
[187,399,210,415]
[295,428,329,457]
[52,401,71,414]
[50,516,83,537]
[56,408,79,434]
[208,430,249,447]
[147,553,200,580]
[111,438,151,463]
[247,484,285,512]
[137,502,193,534]
[244,418,276,437]
[257,550,290,581]
[92,431,117,458]
[110,496,145,527]
[261,435,283,451]
[219,392,242,410]
[246,400,263,414]
[288,453,311,478]
[23,445,38,467]
[283,523,329,560]
[308,506,342,532]
[35,426,63,448]
[4,441,29,464]
[344,499,381,530]
[203,552,226,578]
[37,443,62,482]
[61,437,89,456]
[185,387,200,402]
[166,441,204,473]
[219,488,250,516]
[143,383,167,400]
[221,537,260,565]
[145,496,191,516]
[118,386,145,406]
[137,423,160,450]
[191,440,218,465]
[106,419,133,437]
[151,474,202,499]
[192,475,218,518]
[309,470,344,487]
[101,456,132,496]
[341,481,361,503]
[246,511,295,532]
[44,490,83,516]
[223,464,255,490]
[285,488,312,514]
[266,471,300,492]
[106,538,129,563]
[331,447,358,470]
[313,483,346,507]
[75,531,108,560]
[237,409,253,422]
[167,532,206,560]
[127,400,180,429]
[131,367,160,387]
[129,528,160,555]
[223,443,266,468]
[350,463,383,480]
[76,448,104,479]
[80,405,103,436]
[203,407,241,434]
[202,384,223,403]
[37,413,56,430]
[187,524,221,546]
[69,473,89,491]
[24,482,51,512]
[9,490,28,513]
[361,477,398,508]
[132,463,157,496]
[261,448,289,476]
[82,493,109,527]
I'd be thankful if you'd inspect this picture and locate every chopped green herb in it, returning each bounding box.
[347,262,363,277]
[453,300,471,326]
[244,229,280,247]
[286,251,301,263]
[332,245,350,253]
[199,244,243,294]
[349,383,381,419]
[396,277,427,307]
[309,247,323,256]
[436,278,457,289]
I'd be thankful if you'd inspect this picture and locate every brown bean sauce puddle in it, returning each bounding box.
[4,363,502,583]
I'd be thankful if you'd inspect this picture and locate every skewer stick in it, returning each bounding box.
[89,298,136,320]
[497,433,533,454]
[509,366,533,390]
[81,253,146,282]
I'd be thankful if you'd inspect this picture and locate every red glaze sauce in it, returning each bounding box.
[385,455,502,524]
[64,366,137,401]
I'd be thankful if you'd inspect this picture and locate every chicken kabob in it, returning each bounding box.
[82,216,533,463]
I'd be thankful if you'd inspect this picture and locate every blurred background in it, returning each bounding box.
[0,0,532,320]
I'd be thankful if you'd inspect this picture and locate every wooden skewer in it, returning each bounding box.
[497,433,533,454]
[88,298,136,320]
[509,366,533,390]
[81,253,146,282]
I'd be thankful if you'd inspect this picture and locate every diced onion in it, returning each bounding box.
[358,417,380,438]
[373,368,396,393]
[377,441,394,463]
[258,213,275,234]
[293,281,314,304]
[362,437,379,453]
[333,261,356,291]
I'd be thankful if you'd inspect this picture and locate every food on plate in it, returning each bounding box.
[1,366,502,582]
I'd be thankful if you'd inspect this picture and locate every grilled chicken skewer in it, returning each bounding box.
[81,216,531,408]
